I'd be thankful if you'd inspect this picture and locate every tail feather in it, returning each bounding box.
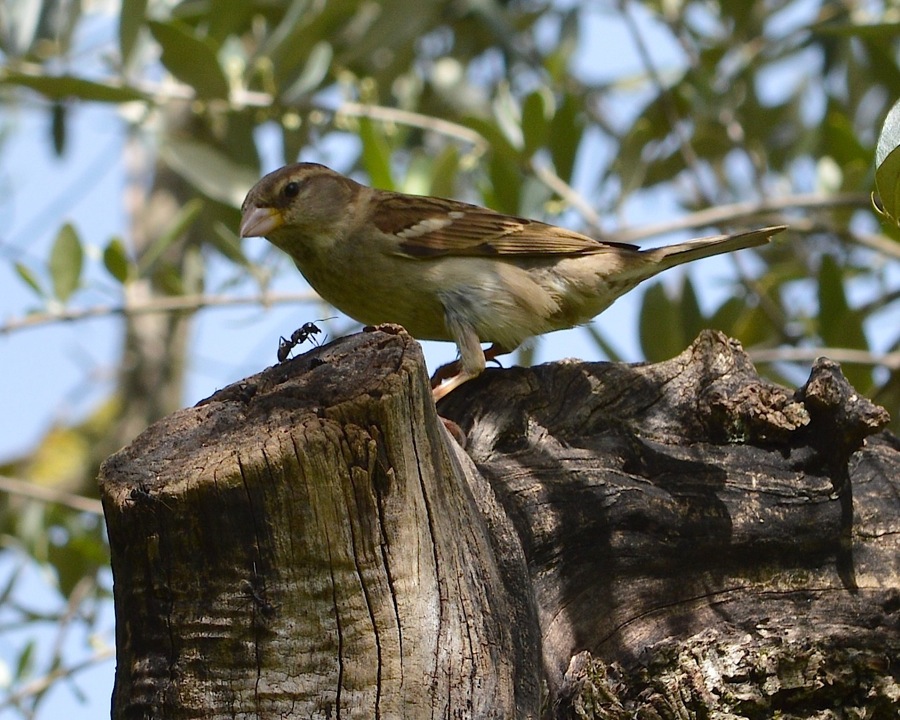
[645,225,787,269]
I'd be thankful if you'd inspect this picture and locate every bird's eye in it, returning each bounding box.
[283,181,301,198]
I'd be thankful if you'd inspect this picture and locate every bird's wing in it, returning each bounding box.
[370,193,637,258]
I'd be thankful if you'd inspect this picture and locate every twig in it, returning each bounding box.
[529,161,603,232]
[1,291,319,335]
[0,646,115,710]
[336,102,488,151]
[749,346,900,371]
[609,192,871,242]
[848,230,900,260]
[0,475,104,516]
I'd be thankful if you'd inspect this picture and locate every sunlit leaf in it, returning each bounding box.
[875,98,900,225]
[49,223,83,303]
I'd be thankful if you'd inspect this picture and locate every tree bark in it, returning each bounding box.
[100,329,899,719]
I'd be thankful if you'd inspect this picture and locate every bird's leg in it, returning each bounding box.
[433,315,486,400]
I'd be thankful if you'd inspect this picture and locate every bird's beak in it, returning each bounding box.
[240,206,284,238]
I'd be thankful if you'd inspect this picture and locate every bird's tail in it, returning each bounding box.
[644,225,787,269]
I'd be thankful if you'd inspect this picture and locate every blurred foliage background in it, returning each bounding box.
[1,0,898,716]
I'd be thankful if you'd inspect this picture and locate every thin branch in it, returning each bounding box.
[749,346,900,371]
[0,475,104,516]
[335,102,488,151]
[0,646,115,711]
[847,229,900,260]
[529,160,603,232]
[1,291,319,335]
[609,192,872,242]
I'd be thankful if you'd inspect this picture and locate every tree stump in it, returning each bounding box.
[100,329,899,719]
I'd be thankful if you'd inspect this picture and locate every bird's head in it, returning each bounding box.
[239,163,362,250]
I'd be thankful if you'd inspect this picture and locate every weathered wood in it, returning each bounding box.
[437,330,899,718]
[101,329,899,719]
[100,328,538,719]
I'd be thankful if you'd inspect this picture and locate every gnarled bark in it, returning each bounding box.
[100,329,899,719]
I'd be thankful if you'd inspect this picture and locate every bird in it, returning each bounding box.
[240,162,785,399]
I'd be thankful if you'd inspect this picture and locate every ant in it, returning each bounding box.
[277,318,335,362]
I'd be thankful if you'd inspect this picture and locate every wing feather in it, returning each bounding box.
[370,194,637,258]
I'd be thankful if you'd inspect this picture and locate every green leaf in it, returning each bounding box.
[708,295,743,334]
[818,255,867,350]
[147,19,229,99]
[724,301,774,349]
[15,640,36,681]
[282,120,310,167]
[679,276,705,343]
[818,255,871,391]
[358,117,395,190]
[210,220,252,268]
[582,324,625,363]
[427,145,461,198]
[875,98,900,225]
[1,71,147,103]
[548,92,582,181]
[154,263,185,296]
[103,236,134,284]
[138,198,204,273]
[161,139,259,207]
[208,0,254,45]
[51,102,66,156]
[639,282,682,362]
[522,89,552,157]
[281,40,333,104]
[49,223,83,302]
[493,83,523,150]
[487,153,523,215]
[119,0,148,68]
[14,261,45,298]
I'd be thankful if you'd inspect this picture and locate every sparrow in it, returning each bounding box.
[240,163,785,399]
